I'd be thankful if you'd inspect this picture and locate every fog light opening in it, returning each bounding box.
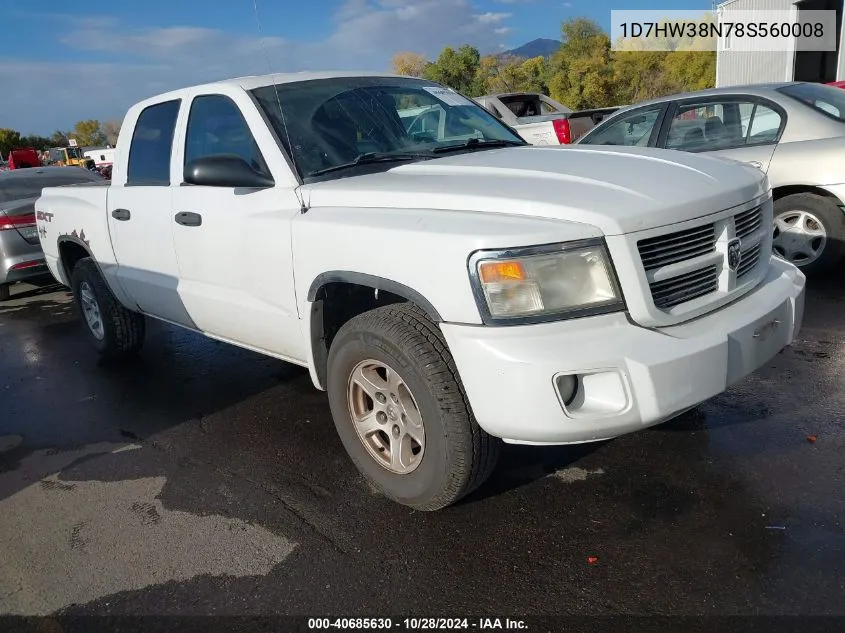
[556,374,578,407]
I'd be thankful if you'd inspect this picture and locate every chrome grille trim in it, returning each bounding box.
[650,265,720,309]
[735,207,762,239]
[635,202,770,314]
[638,224,716,271]
[738,243,762,278]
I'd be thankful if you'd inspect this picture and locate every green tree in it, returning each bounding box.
[612,12,716,99]
[102,119,121,146]
[547,18,615,109]
[50,130,70,147]
[483,56,549,95]
[662,50,716,92]
[0,128,23,157]
[392,51,429,78]
[20,135,52,151]
[71,120,106,147]
[423,45,483,96]
[612,51,676,104]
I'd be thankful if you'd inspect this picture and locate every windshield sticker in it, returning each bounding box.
[422,86,475,107]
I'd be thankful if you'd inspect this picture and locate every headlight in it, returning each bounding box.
[468,239,624,324]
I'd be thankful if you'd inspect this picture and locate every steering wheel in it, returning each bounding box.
[406,107,438,138]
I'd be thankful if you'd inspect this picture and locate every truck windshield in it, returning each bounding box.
[251,76,526,181]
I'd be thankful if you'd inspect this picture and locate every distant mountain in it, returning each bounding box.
[498,38,561,61]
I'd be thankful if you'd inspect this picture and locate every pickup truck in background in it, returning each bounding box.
[474,92,622,145]
[35,72,805,511]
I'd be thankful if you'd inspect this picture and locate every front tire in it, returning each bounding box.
[71,257,145,357]
[326,303,500,511]
[773,193,845,275]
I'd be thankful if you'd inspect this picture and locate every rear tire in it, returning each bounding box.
[70,257,145,357]
[326,302,500,511]
[773,193,845,275]
[0,284,9,302]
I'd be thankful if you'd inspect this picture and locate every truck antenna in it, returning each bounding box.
[252,0,308,213]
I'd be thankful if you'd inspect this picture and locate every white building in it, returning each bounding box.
[716,0,845,86]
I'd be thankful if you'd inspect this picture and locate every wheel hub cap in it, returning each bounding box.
[773,210,827,266]
[347,359,426,474]
[79,281,105,340]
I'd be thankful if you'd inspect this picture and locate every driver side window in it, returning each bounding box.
[580,106,662,147]
[184,94,269,176]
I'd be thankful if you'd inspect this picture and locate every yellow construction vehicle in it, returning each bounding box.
[46,143,95,169]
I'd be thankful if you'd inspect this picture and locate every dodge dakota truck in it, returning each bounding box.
[35,71,806,511]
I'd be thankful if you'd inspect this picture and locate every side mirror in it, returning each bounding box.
[184,155,275,188]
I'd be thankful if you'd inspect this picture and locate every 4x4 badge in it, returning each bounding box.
[727,237,742,271]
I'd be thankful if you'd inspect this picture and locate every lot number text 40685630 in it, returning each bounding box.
[307,618,528,630]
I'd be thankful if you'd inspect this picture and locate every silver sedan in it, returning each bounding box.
[1,166,104,300]
[577,81,845,275]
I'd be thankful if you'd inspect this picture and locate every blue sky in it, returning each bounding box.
[1,0,710,134]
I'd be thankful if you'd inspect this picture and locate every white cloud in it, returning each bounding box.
[562,2,573,6]
[474,12,512,24]
[494,27,512,35]
[4,1,514,133]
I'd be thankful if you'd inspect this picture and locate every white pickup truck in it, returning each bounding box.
[474,92,621,145]
[35,71,806,511]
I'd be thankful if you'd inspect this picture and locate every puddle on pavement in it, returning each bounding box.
[0,442,297,615]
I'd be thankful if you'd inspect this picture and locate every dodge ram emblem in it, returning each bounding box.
[727,238,742,271]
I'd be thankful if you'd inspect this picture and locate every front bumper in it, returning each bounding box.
[441,256,805,445]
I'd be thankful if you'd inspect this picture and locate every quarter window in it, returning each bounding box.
[127,99,181,185]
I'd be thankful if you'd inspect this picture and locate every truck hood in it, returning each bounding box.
[301,145,769,236]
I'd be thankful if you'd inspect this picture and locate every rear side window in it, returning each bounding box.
[778,83,845,122]
[127,99,181,185]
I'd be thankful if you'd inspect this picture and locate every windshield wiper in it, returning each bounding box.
[431,138,526,154]
[308,152,431,177]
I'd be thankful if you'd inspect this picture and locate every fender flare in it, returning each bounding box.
[56,236,107,286]
[306,271,443,322]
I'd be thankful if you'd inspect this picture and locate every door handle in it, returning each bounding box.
[111,208,131,221]
[747,161,763,169]
[174,212,202,227]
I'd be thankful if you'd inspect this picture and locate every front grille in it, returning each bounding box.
[635,203,768,314]
[738,243,762,278]
[650,265,720,309]
[735,207,762,239]
[637,224,716,271]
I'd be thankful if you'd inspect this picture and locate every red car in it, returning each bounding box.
[826,80,845,89]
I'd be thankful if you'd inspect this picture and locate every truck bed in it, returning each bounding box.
[35,181,113,287]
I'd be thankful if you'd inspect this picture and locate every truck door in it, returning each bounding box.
[169,91,305,361]
[107,98,197,327]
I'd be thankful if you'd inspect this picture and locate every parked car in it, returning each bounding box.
[474,92,621,145]
[1,166,104,301]
[35,72,805,510]
[576,81,845,275]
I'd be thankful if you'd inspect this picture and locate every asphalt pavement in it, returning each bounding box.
[0,274,843,619]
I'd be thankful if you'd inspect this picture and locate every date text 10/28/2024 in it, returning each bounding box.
[307,618,528,630]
